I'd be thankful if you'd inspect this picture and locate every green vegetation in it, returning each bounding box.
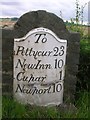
[2,91,88,119]
[0,97,2,120]
[76,39,90,91]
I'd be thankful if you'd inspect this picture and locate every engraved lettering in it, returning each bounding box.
[16,72,46,83]
[35,34,47,43]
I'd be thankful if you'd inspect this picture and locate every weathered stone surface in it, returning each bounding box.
[0,73,1,90]
[66,52,79,65]
[14,10,69,39]
[0,61,1,71]
[66,65,78,75]
[68,32,80,42]
[2,73,12,84]
[2,29,13,96]
[2,84,13,94]
[67,42,80,53]
[2,60,12,72]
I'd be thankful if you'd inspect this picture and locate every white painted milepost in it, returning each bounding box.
[14,27,67,106]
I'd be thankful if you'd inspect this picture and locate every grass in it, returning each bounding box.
[2,91,88,119]
[0,96,2,120]
[2,96,26,118]
[76,38,90,91]
[74,91,88,118]
[80,39,90,54]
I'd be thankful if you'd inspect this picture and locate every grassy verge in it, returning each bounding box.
[76,39,90,91]
[0,97,2,119]
[2,91,88,119]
